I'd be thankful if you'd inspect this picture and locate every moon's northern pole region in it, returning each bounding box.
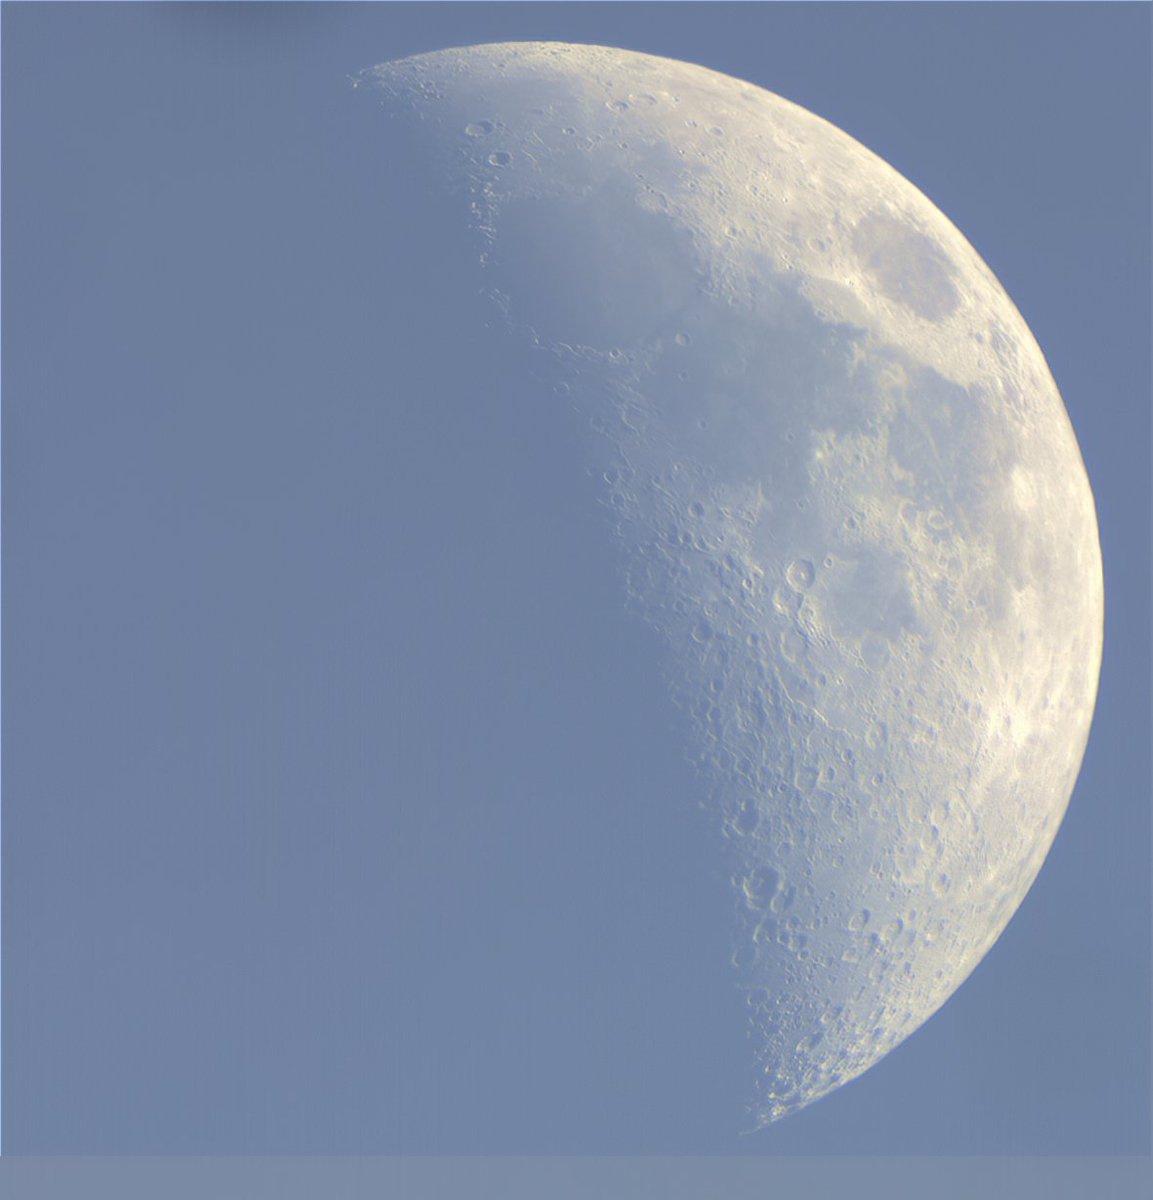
[354,43,1104,1127]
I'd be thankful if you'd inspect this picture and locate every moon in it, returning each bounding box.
[354,42,1103,1126]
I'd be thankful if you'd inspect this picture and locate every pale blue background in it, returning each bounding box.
[3,0,1149,1162]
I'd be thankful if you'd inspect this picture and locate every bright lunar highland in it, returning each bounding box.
[355,43,1104,1126]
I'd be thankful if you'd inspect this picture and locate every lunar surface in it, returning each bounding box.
[354,43,1104,1126]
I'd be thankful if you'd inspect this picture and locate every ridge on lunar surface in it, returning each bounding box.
[354,42,1104,1127]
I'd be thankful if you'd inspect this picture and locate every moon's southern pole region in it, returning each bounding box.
[354,43,1104,1126]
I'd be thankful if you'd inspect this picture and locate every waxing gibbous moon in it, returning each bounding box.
[354,43,1104,1126]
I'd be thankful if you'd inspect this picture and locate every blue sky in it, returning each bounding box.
[2,0,1149,1182]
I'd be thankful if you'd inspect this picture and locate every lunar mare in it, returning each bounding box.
[355,43,1104,1126]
